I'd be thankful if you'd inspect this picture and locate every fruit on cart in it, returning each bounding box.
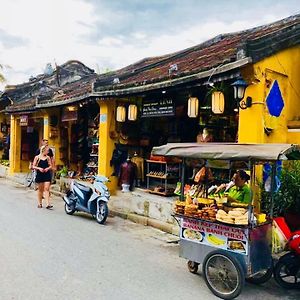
[207,234,226,246]
[197,197,214,205]
[174,200,186,214]
[184,204,198,217]
[230,202,249,208]
[216,208,249,225]
[197,204,217,221]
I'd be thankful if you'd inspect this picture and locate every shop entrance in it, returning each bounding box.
[21,127,39,162]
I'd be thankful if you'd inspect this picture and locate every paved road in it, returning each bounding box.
[0,178,299,300]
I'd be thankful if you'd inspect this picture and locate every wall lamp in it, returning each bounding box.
[231,78,252,110]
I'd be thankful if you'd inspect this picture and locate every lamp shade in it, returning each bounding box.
[187,97,199,118]
[211,91,225,114]
[128,104,137,121]
[231,78,248,101]
[116,106,126,122]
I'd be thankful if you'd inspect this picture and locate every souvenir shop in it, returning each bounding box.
[113,85,239,196]
[60,100,100,177]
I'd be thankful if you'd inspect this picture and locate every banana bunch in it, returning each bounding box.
[207,234,226,246]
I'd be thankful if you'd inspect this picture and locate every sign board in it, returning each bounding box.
[20,115,28,126]
[61,108,78,122]
[141,99,175,117]
[180,217,249,255]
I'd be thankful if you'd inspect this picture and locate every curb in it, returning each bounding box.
[110,208,179,236]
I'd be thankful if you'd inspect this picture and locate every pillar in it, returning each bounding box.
[98,99,118,194]
[9,115,21,174]
[43,114,49,140]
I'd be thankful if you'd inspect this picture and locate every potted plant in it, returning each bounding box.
[262,161,300,231]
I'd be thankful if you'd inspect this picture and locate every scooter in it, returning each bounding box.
[273,217,300,289]
[63,175,110,224]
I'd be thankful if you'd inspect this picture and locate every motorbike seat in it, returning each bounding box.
[74,181,93,199]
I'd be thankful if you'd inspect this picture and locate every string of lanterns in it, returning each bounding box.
[116,78,249,121]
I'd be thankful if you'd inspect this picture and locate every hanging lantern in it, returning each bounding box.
[187,97,199,118]
[128,104,137,121]
[211,91,225,114]
[116,106,126,122]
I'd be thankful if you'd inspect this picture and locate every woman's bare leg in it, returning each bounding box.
[37,183,43,207]
[44,181,51,206]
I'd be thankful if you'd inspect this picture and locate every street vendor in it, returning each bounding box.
[227,170,251,204]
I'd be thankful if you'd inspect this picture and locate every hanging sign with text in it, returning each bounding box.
[141,99,175,117]
[180,217,249,255]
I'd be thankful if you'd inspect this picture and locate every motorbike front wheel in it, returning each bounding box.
[64,202,76,215]
[95,201,108,224]
[274,253,300,289]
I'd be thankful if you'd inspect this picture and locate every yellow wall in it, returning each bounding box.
[239,46,300,143]
[98,99,118,194]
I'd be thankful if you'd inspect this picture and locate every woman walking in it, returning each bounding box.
[32,145,53,209]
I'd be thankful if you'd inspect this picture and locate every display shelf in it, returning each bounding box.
[146,160,181,196]
[87,164,98,168]
[146,174,179,179]
[146,159,180,164]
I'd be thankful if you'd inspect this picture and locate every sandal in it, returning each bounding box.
[37,204,42,208]
[46,205,53,209]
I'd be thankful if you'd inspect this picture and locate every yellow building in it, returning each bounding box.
[1,14,299,199]
[92,14,300,194]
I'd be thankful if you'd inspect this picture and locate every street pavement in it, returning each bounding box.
[0,177,300,300]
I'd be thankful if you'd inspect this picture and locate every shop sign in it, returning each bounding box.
[61,107,78,122]
[180,218,249,255]
[141,99,175,117]
[20,115,28,126]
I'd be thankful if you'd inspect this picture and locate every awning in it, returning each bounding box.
[152,143,300,161]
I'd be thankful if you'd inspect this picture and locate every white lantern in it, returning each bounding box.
[116,106,126,122]
[187,97,199,118]
[128,104,137,121]
[211,91,225,114]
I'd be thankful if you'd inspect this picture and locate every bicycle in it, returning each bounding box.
[25,162,38,190]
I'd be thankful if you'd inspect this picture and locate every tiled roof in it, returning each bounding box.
[6,98,36,113]
[94,14,300,95]
[2,61,96,112]
[36,74,97,108]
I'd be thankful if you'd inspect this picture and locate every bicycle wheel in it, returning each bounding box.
[25,171,34,187]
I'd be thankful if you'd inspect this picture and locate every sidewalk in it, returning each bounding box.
[0,165,179,236]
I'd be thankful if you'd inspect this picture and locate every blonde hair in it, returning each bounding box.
[39,145,47,158]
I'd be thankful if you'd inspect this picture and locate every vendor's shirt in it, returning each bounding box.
[228,185,251,204]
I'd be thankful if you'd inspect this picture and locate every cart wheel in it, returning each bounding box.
[187,261,199,274]
[203,250,245,300]
[274,253,300,289]
[246,268,273,284]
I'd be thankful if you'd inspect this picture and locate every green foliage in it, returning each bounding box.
[0,159,9,167]
[262,161,300,216]
[57,166,68,177]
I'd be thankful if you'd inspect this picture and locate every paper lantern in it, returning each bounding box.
[212,91,225,114]
[116,106,126,122]
[188,97,199,118]
[128,104,137,121]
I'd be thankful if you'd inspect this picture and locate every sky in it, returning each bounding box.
[0,0,299,89]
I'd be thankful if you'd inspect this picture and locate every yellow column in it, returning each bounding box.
[43,114,49,140]
[9,115,21,174]
[238,81,265,143]
[98,99,118,194]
